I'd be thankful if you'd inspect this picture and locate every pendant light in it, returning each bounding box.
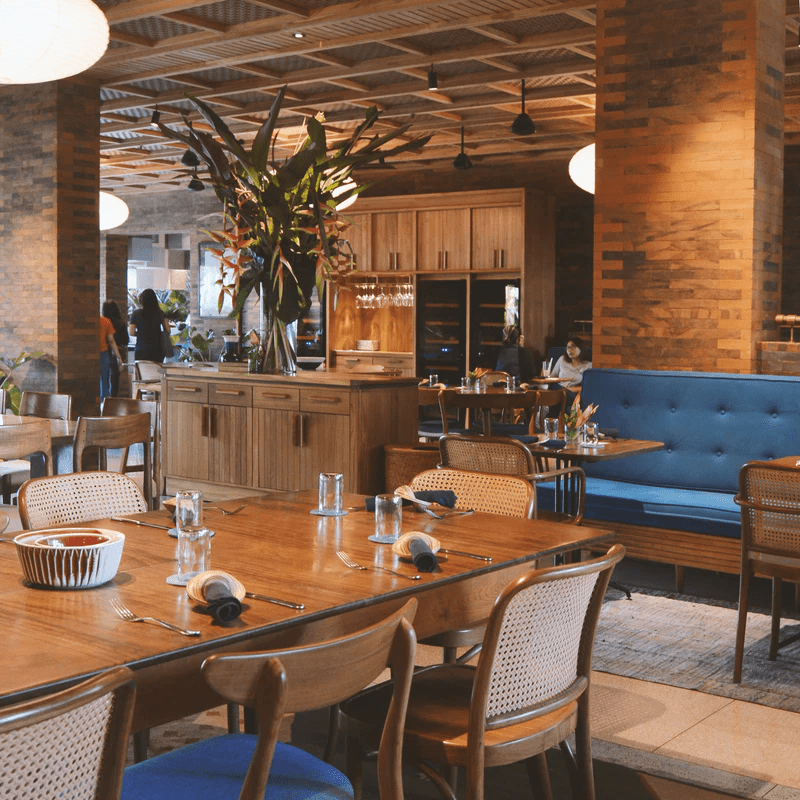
[99,192,129,231]
[510,80,536,136]
[568,143,595,194]
[453,126,473,170]
[427,65,438,91]
[187,170,205,192]
[0,0,109,85]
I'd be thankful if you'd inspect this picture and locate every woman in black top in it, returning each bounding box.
[102,299,129,397]
[495,325,535,383]
[129,289,170,363]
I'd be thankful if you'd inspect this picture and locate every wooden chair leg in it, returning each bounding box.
[323,703,339,762]
[525,752,554,800]
[345,734,365,800]
[133,729,149,763]
[675,564,686,593]
[733,565,752,683]
[226,702,240,733]
[769,576,782,661]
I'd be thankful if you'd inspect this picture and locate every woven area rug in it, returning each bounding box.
[595,588,800,712]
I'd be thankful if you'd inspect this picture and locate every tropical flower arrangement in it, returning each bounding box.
[156,87,430,373]
[564,398,598,441]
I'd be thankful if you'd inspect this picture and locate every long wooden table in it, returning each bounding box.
[0,490,613,733]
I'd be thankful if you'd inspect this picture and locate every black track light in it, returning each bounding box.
[149,107,160,128]
[510,79,536,136]
[181,149,200,168]
[187,172,204,192]
[453,126,473,170]
[427,65,438,91]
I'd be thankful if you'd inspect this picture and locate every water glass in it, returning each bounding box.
[318,472,343,515]
[544,417,559,441]
[177,526,211,583]
[429,373,439,387]
[506,376,518,393]
[460,377,472,392]
[542,361,550,378]
[584,422,599,446]
[175,490,203,532]
[369,494,403,543]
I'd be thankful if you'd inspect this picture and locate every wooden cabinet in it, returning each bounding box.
[417,208,470,271]
[371,211,415,272]
[471,206,523,271]
[164,373,418,498]
[332,351,415,376]
[163,378,251,487]
[343,212,370,271]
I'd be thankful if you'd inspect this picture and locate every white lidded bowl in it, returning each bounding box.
[356,339,379,351]
[13,528,125,589]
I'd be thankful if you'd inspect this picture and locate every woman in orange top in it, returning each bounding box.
[100,314,122,400]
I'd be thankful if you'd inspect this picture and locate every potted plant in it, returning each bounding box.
[157,88,430,374]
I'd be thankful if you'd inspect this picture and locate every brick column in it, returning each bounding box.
[0,77,100,414]
[594,0,785,372]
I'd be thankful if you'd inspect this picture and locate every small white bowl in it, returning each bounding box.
[14,528,125,589]
[356,339,379,351]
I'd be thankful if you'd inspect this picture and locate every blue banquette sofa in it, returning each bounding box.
[566,368,800,587]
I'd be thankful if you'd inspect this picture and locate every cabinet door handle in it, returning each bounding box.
[499,249,505,269]
[298,414,306,447]
[174,386,200,393]
[388,252,393,271]
[216,389,244,396]
[258,391,291,399]
[394,252,399,270]
[307,396,342,405]
[201,405,209,438]
[443,251,448,270]
[210,406,217,438]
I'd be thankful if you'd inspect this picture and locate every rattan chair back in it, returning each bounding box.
[19,391,72,420]
[0,421,52,477]
[411,467,535,518]
[733,460,800,682]
[73,413,152,507]
[0,666,135,800]
[439,434,535,476]
[19,471,146,530]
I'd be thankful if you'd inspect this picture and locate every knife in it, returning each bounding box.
[111,516,173,531]
[245,591,305,610]
[438,548,492,562]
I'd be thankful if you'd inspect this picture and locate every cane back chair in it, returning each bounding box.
[341,544,625,800]
[733,459,800,683]
[0,666,136,800]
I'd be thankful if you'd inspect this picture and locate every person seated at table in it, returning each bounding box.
[495,325,535,383]
[550,337,592,403]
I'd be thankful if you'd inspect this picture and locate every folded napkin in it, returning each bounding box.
[599,428,619,441]
[203,578,243,623]
[542,439,567,450]
[408,536,438,572]
[366,490,457,512]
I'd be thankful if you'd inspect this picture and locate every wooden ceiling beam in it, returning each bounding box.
[159,11,231,33]
[104,0,222,24]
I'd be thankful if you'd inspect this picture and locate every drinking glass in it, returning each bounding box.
[429,373,439,387]
[544,418,559,441]
[542,361,550,378]
[176,527,211,583]
[584,422,599,446]
[316,472,344,515]
[369,494,402,543]
[506,376,518,393]
[175,490,203,532]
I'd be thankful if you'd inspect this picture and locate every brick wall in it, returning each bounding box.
[594,0,785,373]
[0,77,100,414]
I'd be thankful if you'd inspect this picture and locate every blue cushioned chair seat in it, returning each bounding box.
[122,734,353,800]
[537,478,741,539]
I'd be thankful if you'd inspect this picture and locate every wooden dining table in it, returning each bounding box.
[0,489,613,734]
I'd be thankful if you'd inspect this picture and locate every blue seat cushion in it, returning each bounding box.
[537,478,741,539]
[122,734,353,800]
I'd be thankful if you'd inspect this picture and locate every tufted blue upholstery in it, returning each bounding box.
[539,368,800,539]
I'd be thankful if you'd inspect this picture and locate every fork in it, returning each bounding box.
[336,550,420,581]
[219,504,246,516]
[110,598,201,636]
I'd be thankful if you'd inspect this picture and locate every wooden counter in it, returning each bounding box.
[161,368,419,499]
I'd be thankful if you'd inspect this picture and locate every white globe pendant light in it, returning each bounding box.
[0,0,109,85]
[99,192,129,231]
[568,143,595,194]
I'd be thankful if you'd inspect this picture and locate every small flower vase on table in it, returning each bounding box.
[564,422,581,445]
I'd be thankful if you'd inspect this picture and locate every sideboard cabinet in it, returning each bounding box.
[162,370,418,499]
